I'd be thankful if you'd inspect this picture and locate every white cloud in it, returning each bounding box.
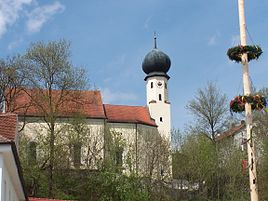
[0,0,32,38]
[208,35,216,46]
[26,1,65,33]
[208,32,221,46]
[102,88,138,104]
[144,16,152,30]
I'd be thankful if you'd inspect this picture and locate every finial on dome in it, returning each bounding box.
[154,31,157,49]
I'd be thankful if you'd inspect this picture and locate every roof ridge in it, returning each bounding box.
[20,88,100,92]
[104,104,147,108]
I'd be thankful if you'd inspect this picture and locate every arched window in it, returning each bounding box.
[27,141,37,165]
[115,147,123,167]
[160,117,163,122]
[151,82,153,88]
[72,142,82,168]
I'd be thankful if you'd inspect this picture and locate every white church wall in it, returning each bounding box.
[107,123,162,176]
[17,115,170,178]
[106,122,138,173]
[18,117,106,169]
[80,119,105,169]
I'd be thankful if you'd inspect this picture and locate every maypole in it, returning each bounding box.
[237,1,258,200]
[227,0,260,200]
[227,0,266,200]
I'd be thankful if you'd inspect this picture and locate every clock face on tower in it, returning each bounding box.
[157,81,163,88]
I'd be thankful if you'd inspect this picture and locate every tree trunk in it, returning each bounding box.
[48,123,55,198]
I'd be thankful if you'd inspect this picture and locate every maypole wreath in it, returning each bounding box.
[230,95,267,113]
[227,45,262,62]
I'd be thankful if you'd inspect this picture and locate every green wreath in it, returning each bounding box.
[230,95,267,113]
[227,45,262,63]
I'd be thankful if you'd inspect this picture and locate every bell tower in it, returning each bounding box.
[142,35,171,140]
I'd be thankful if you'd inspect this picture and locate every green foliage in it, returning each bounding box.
[227,45,262,63]
[186,82,228,141]
[78,171,150,201]
[0,55,29,112]
[172,132,249,201]
[258,140,268,200]
[25,39,87,91]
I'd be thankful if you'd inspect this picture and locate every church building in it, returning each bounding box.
[3,38,172,178]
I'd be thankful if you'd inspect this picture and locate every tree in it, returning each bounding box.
[186,82,228,142]
[252,87,268,200]
[23,40,88,197]
[177,133,217,198]
[0,56,29,113]
[172,130,249,201]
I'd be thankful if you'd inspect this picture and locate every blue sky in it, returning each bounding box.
[1,0,268,130]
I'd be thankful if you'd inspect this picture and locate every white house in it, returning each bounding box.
[0,113,27,201]
[215,121,246,151]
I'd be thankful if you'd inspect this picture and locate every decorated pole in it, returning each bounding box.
[237,0,259,200]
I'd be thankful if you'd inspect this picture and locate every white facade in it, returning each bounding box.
[0,145,26,201]
[146,76,171,140]
[18,117,170,178]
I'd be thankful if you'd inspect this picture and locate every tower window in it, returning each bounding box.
[151,82,153,88]
[159,94,162,101]
[160,117,163,122]
[165,83,167,89]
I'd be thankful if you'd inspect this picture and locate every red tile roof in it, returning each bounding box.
[0,113,17,142]
[104,104,157,127]
[215,122,246,141]
[5,89,157,127]
[7,89,106,119]
[29,197,75,201]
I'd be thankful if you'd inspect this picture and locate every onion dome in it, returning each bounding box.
[142,35,171,80]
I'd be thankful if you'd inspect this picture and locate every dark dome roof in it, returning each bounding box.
[142,48,171,74]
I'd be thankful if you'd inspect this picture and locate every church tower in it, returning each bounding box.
[142,35,171,140]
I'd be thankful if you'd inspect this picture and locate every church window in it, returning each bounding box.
[159,94,162,101]
[160,117,163,122]
[73,142,82,168]
[151,82,153,88]
[27,141,37,165]
[115,147,123,167]
[165,83,167,89]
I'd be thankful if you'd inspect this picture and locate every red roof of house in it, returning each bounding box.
[0,113,17,142]
[29,197,75,201]
[7,89,106,119]
[104,104,157,127]
[215,122,246,141]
